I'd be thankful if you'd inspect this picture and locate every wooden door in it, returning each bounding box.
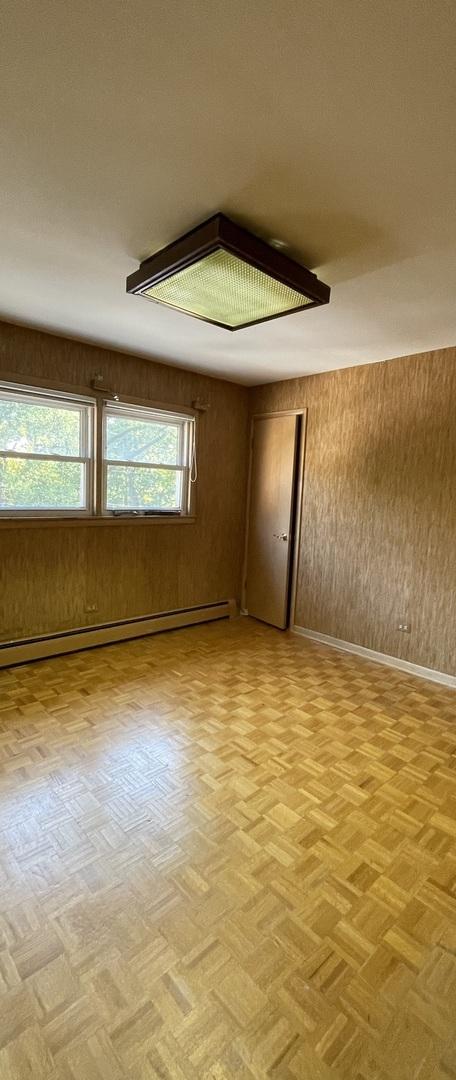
[245,414,299,629]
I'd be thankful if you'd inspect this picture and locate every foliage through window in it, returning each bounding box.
[103,403,192,513]
[0,384,195,518]
[0,388,93,514]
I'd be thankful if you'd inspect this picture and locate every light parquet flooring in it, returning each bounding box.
[0,617,455,1080]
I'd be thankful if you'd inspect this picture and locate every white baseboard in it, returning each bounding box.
[0,600,235,668]
[291,625,456,689]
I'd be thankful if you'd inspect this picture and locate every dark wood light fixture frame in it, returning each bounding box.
[126,214,331,330]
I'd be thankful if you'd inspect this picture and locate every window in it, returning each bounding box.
[0,382,195,519]
[102,402,194,515]
[0,386,94,515]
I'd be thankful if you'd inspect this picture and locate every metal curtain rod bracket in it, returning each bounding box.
[91,374,119,400]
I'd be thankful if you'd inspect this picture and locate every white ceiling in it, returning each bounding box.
[1,0,456,385]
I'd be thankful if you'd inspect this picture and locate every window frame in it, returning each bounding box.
[0,381,197,521]
[101,400,195,518]
[0,383,96,518]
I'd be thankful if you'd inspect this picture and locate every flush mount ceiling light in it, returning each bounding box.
[126,214,330,331]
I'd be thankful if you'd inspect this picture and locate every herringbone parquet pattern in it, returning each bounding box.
[0,617,455,1079]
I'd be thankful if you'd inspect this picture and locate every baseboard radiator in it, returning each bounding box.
[0,600,236,668]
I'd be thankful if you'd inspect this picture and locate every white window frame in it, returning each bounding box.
[0,383,95,518]
[101,400,195,517]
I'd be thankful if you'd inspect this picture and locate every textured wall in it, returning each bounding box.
[251,348,456,676]
[0,322,249,641]
[2,322,455,677]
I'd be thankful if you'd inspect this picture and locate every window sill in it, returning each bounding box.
[0,515,196,530]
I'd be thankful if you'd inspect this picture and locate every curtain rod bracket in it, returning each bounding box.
[91,374,119,400]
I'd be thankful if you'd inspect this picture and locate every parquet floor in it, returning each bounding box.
[0,617,455,1079]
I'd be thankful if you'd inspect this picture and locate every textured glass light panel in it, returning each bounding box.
[144,249,312,327]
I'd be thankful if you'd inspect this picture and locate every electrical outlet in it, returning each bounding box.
[398,622,411,633]
[85,603,98,614]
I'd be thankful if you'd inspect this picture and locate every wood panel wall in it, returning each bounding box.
[0,321,249,641]
[2,320,455,679]
[251,348,456,676]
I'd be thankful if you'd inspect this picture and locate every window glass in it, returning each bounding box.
[0,397,82,457]
[106,414,180,465]
[103,403,193,514]
[106,465,182,510]
[0,458,85,510]
[0,386,194,518]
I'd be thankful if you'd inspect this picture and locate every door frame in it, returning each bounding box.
[242,408,308,629]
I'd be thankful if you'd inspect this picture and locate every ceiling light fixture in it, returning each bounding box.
[126,214,330,331]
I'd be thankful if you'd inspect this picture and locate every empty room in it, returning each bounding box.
[0,1,455,1078]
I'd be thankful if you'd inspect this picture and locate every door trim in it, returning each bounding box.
[242,409,307,627]
[288,410,307,628]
